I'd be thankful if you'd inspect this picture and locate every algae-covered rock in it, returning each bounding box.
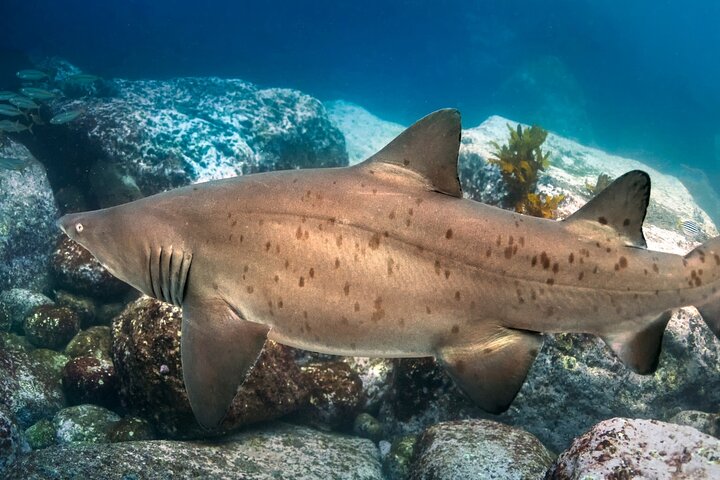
[0,138,58,293]
[107,416,155,443]
[5,423,383,480]
[296,360,365,430]
[548,418,720,479]
[0,404,29,478]
[24,419,56,450]
[354,413,384,443]
[111,297,309,437]
[51,236,130,300]
[28,349,70,377]
[61,356,118,407]
[23,304,80,350]
[65,325,112,359]
[0,333,65,429]
[409,420,554,480]
[43,75,347,206]
[668,410,720,438]
[54,290,98,328]
[53,404,120,444]
[383,434,418,480]
[0,289,54,334]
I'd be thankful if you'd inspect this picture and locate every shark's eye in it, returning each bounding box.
[75,223,84,233]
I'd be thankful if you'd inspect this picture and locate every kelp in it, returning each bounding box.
[489,123,564,219]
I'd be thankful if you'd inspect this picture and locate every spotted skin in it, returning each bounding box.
[57,109,720,427]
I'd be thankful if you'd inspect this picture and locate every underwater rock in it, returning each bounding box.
[4,422,383,480]
[0,333,65,429]
[61,356,118,407]
[343,357,395,414]
[294,360,365,430]
[0,138,58,293]
[54,290,98,328]
[43,74,347,207]
[24,418,55,450]
[65,325,112,359]
[53,404,120,444]
[0,288,54,334]
[0,404,29,478]
[51,236,131,300]
[668,410,720,438]
[547,418,720,479]
[111,297,309,438]
[326,100,404,165]
[27,349,70,378]
[383,434,419,480]
[353,412,384,443]
[408,420,554,480]
[106,416,155,443]
[23,304,80,350]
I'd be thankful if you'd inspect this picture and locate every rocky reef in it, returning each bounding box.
[1,63,720,477]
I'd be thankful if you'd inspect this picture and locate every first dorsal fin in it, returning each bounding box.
[360,108,463,197]
[564,170,651,248]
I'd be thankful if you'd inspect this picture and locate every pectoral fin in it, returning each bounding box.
[436,327,543,413]
[181,299,269,429]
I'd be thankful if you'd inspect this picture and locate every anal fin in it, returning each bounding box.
[601,311,672,374]
[181,298,269,429]
[436,327,543,413]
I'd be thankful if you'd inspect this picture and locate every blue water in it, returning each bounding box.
[1,0,718,186]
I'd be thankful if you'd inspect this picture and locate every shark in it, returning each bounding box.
[58,109,720,429]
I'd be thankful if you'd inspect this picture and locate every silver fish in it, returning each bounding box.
[9,96,39,110]
[0,105,24,117]
[16,69,48,81]
[0,120,32,133]
[19,87,55,101]
[0,91,19,101]
[57,110,720,429]
[49,110,82,125]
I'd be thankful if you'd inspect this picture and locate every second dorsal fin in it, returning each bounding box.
[360,109,463,197]
[564,170,651,248]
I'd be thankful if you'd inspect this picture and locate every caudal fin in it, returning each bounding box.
[687,236,720,338]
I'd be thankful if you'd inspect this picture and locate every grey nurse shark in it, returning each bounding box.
[58,109,720,429]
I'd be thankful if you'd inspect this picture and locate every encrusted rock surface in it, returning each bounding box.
[65,325,112,359]
[0,404,29,478]
[0,138,58,292]
[409,420,554,480]
[668,410,720,438]
[51,237,130,300]
[0,289,54,334]
[61,356,118,407]
[23,305,80,350]
[5,423,383,480]
[44,75,347,207]
[547,418,720,479]
[52,404,120,444]
[0,333,65,429]
[111,297,310,437]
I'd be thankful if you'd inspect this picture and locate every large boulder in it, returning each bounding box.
[409,420,554,480]
[0,333,65,430]
[0,137,58,292]
[0,404,29,478]
[5,422,383,480]
[41,74,347,208]
[547,418,720,479]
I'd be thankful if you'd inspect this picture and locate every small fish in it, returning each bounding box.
[29,113,46,125]
[19,87,55,101]
[16,69,48,81]
[66,74,101,84]
[49,110,82,125]
[0,91,19,101]
[0,156,30,171]
[8,96,39,110]
[0,104,24,117]
[0,120,32,133]
[680,219,701,238]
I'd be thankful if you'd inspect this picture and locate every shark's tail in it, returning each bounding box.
[687,236,720,338]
